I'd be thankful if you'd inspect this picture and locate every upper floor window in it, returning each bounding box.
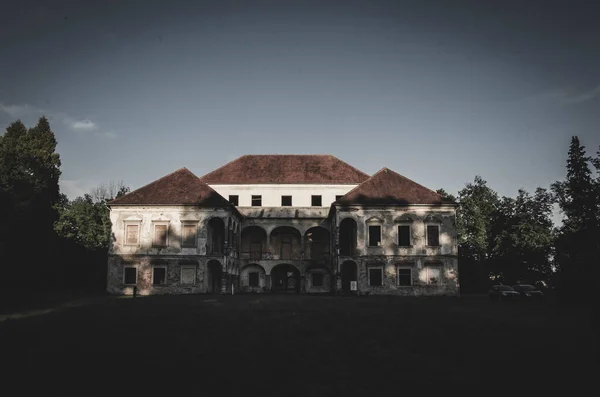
[251,195,262,207]
[124,223,140,246]
[229,195,239,206]
[426,225,440,247]
[311,195,322,206]
[368,225,381,247]
[153,222,169,247]
[281,195,292,206]
[398,224,411,247]
[335,195,344,202]
[182,223,197,248]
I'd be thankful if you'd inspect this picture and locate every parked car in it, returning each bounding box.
[512,284,545,299]
[488,285,520,301]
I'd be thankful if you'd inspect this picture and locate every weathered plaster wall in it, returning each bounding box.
[208,184,358,207]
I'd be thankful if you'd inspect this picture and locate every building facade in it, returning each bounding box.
[107,155,458,296]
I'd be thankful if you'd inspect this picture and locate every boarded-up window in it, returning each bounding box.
[422,266,441,285]
[311,195,322,206]
[125,224,139,246]
[124,267,137,284]
[427,225,440,246]
[368,225,381,247]
[153,224,168,247]
[182,224,197,247]
[398,268,412,286]
[180,267,196,285]
[153,267,167,285]
[398,225,411,246]
[248,272,259,287]
[281,196,292,206]
[369,268,383,286]
[251,195,262,206]
[312,273,324,287]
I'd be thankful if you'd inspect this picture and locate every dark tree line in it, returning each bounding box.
[445,136,599,300]
[0,117,128,294]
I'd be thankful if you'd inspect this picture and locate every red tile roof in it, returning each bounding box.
[199,155,370,184]
[337,168,454,206]
[108,168,231,206]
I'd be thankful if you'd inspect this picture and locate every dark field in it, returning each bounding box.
[0,294,595,396]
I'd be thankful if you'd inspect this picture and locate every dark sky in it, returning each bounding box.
[1,0,599,219]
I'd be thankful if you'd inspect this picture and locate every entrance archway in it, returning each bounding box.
[207,260,222,293]
[341,260,357,293]
[271,264,301,293]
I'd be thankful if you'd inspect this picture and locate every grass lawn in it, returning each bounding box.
[0,294,595,396]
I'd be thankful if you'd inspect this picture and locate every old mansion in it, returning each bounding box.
[107,155,458,295]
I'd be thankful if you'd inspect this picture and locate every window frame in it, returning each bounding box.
[281,195,292,207]
[152,265,168,286]
[152,221,170,248]
[180,265,197,285]
[251,195,262,207]
[397,266,412,286]
[397,223,412,247]
[311,195,322,207]
[426,223,441,247]
[248,272,260,287]
[229,195,239,206]
[368,267,383,286]
[423,264,443,285]
[124,222,141,247]
[368,225,382,247]
[123,265,138,285]
[181,222,198,248]
[335,195,344,202]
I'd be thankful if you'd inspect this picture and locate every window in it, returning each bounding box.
[368,268,383,286]
[311,195,322,206]
[398,225,411,246]
[422,265,442,285]
[312,273,324,287]
[182,223,197,247]
[335,195,344,202]
[251,195,262,207]
[229,195,239,206]
[368,225,381,247]
[125,224,139,246]
[180,266,196,285]
[152,266,167,285]
[426,225,440,246]
[248,272,259,287]
[153,224,168,247]
[397,268,412,286]
[124,267,137,284]
[281,195,292,206]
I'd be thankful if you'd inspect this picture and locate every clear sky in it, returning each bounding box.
[1,0,599,213]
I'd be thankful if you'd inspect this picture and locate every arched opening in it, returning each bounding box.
[339,218,357,256]
[240,264,266,292]
[271,264,301,293]
[341,260,357,293]
[241,226,267,260]
[305,227,330,262]
[207,260,222,293]
[207,218,225,255]
[270,226,302,260]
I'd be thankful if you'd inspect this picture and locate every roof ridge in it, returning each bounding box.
[338,167,386,201]
[112,167,195,203]
[198,155,247,181]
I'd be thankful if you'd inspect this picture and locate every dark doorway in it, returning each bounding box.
[207,260,222,294]
[271,264,300,293]
[339,218,357,256]
[341,261,357,293]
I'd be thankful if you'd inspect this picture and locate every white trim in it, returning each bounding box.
[152,265,168,286]
[367,224,382,247]
[181,221,198,248]
[367,267,383,286]
[123,222,141,246]
[123,265,138,285]
[425,223,441,247]
[180,266,197,285]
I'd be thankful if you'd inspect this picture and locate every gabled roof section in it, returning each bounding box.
[199,155,370,184]
[337,168,454,206]
[108,168,231,206]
